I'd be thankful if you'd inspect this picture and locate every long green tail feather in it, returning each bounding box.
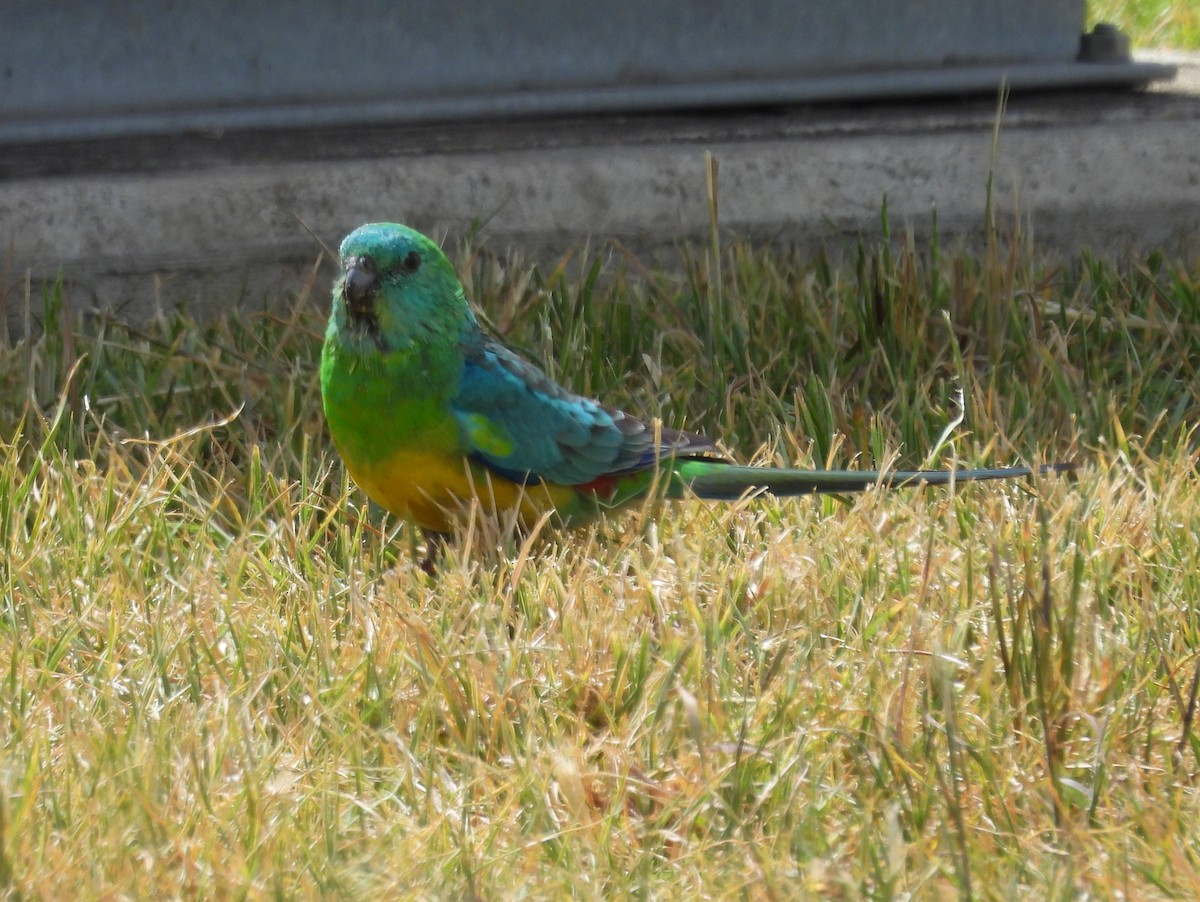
[675,460,1075,501]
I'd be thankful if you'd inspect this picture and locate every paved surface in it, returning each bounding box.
[2,52,1197,322]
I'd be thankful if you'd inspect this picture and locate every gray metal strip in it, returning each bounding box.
[0,61,1177,145]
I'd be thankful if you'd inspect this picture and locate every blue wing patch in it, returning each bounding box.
[452,334,725,487]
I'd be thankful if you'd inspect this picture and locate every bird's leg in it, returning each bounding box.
[419,530,448,575]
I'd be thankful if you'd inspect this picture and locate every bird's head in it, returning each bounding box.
[332,222,472,348]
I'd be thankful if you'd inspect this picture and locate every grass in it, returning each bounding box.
[4,215,1200,897]
[3,4,1199,895]
[1090,0,1200,49]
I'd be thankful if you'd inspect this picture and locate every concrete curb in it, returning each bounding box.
[2,53,1198,321]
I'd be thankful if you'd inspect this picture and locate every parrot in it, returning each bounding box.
[320,222,1071,569]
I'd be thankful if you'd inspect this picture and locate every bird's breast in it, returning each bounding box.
[348,450,576,533]
[322,339,576,531]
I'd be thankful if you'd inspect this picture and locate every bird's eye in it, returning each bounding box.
[399,251,422,275]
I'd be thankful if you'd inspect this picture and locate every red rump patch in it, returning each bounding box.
[575,474,621,499]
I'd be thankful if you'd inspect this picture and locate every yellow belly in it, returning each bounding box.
[346,450,576,533]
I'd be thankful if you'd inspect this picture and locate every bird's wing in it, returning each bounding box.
[451,335,721,486]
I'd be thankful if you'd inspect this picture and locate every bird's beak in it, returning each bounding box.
[342,255,380,316]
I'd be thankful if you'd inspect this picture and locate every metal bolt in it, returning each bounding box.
[1078,23,1132,64]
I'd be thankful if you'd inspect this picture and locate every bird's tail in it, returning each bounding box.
[674,460,1075,501]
